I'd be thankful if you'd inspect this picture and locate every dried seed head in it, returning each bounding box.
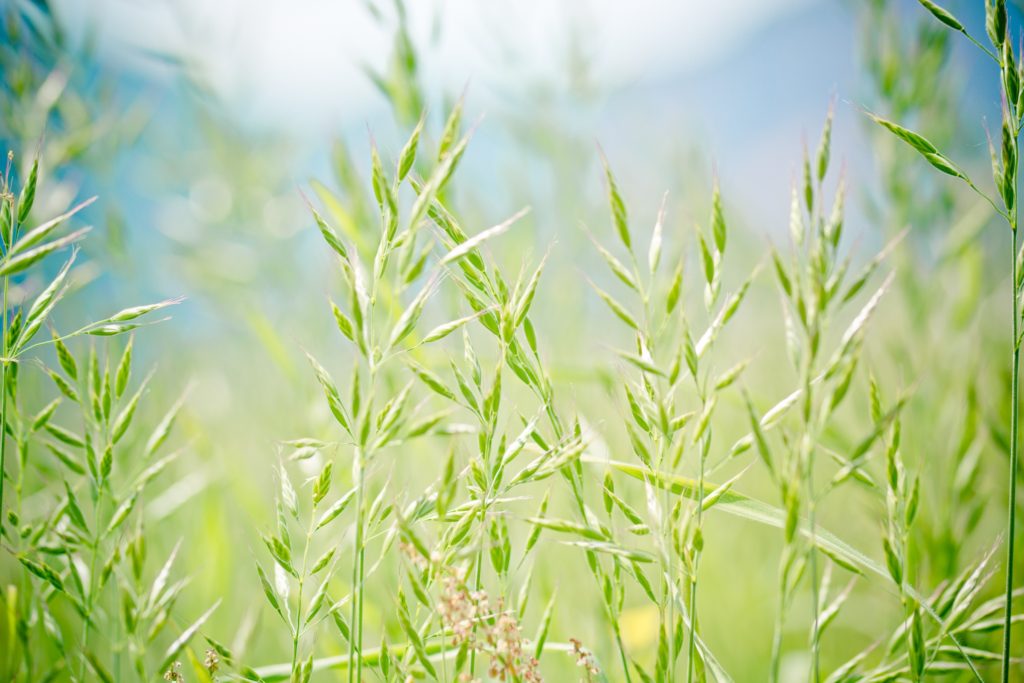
[204,648,220,673]
[437,568,542,681]
[570,638,601,679]
[163,661,184,682]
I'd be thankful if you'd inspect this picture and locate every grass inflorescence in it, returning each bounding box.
[1,1,1022,681]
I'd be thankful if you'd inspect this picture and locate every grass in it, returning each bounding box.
[871,2,1020,679]
[0,151,207,680]
[0,0,1021,681]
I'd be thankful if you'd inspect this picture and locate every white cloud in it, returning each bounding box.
[52,0,815,130]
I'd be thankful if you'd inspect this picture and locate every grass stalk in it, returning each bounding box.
[611,621,631,683]
[770,578,785,683]
[806,439,820,683]
[79,485,104,679]
[686,431,709,683]
[292,511,315,677]
[995,15,1020,679]
[1002,25,1021,677]
[1004,208,1019,683]
[0,269,8,542]
[656,435,679,683]
[348,453,366,683]
[469,537,484,677]
[0,159,12,544]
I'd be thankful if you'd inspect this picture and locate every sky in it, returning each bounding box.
[30,0,999,333]
[52,0,819,134]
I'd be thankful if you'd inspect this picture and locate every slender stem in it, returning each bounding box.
[112,575,121,680]
[469,538,484,677]
[348,455,366,683]
[1001,47,1022,674]
[612,597,634,682]
[293,511,315,677]
[807,169,827,683]
[807,445,820,683]
[80,487,104,680]
[611,622,631,683]
[686,432,708,683]
[356,481,367,683]
[960,28,1000,64]
[1003,218,1020,683]
[659,436,676,682]
[685,575,697,682]
[769,575,785,683]
[563,453,632,683]
[0,271,8,542]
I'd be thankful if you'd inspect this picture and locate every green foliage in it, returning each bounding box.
[1,2,1021,682]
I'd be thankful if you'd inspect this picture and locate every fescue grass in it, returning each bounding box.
[872,1,1020,680]
[0,151,208,680]
[0,0,1022,681]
